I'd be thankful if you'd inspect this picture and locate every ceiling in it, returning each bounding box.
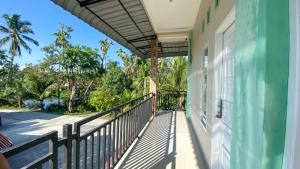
[51,0,201,58]
[142,0,201,33]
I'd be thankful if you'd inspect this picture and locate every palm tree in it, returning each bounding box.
[159,57,187,91]
[53,24,72,50]
[0,49,7,65]
[99,39,112,69]
[0,14,39,83]
[117,48,135,75]
[171,57,187,91]
[52,24,73,105]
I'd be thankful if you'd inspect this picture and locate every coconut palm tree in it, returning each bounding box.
[171,57,187,91]
[99,39,112,69]
[0,49,7,65]
[51,24,73,105]
[117,48,137,76]
[159,57,187,91]
[0,14,39,83]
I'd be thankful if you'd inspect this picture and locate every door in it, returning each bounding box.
[219,23,235,169]
[213,24,235,169]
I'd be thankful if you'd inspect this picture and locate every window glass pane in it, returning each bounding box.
[203,48,208,116]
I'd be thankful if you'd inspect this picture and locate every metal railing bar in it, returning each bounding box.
[57,138,68,147]
[112,119,116,166]
[90,134,94,169]
[102,126,106,169]
[3,94,156,169]
[116,98,151,119]
[96,130,101,169]
[21,153,53,169]
[83,138,87,169]
[108,123,111,169]
[75,94,151,127]
[2,131,57,158]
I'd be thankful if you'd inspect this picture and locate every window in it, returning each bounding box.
[200,48,209,129]
[215,0,220,9]
[207,7,211,24]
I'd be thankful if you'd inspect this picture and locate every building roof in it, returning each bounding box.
[51,0,188,58]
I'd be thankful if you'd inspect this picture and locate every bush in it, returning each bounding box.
[0,98,11,106]
[75,104,96,113]
[90,88,121,112]
[25,100,40,109]
[46,104,67,113]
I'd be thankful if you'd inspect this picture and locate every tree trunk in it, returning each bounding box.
[101,58,104,70]
[7,56,15,86]
[68,82,77,113]
[83,80,94,101]
[143,78,147,95]
[17,96,21,109]
[58,65,61,106]
[40,100,45,111]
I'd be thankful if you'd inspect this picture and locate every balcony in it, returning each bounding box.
[1,92,207,169]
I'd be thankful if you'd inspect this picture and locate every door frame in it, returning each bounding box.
[211,7,235,169]
[283,0,300,168]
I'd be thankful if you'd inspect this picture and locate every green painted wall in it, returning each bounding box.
[231,0,289,169]
[186,31,193,117]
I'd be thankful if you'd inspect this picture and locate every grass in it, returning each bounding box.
[0,105,30,111]
[0,105,111,119]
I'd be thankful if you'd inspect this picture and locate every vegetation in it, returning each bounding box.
[0,14,39,85]
[0,13,187,114]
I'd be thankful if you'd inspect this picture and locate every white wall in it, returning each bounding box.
[283,0,300,168]
[190,0,234,167]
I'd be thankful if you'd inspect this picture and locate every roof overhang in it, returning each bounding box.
[51,0,201,58]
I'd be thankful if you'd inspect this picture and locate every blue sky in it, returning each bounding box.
[0,0,130,68]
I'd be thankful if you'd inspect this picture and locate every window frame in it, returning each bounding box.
[215,0,220,9]
[200,46,209,129]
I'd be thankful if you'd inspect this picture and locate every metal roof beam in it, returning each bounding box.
[128,35,157,43]
[79,0,108,7]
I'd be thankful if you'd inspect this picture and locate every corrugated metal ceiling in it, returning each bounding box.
[51,0,188,58]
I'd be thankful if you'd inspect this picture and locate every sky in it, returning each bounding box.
[0,0,130,68]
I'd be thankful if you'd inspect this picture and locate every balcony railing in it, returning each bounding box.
[158,90,187,111]
[1,91,186,169]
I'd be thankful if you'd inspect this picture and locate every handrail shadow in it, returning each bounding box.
[118,110,177,169]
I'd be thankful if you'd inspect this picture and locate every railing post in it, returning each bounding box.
[49,131,58,169]
[63,124,73,169]
[74,123,80,169]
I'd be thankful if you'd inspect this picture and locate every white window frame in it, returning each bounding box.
[283,0,300,168]
[200,44,209,130]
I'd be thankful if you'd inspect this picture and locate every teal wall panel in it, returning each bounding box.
[231,0,289,169]
[186,31,193,117]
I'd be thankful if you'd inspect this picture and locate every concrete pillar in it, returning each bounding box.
[150,39,158,116]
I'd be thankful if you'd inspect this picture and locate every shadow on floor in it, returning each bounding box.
[119,110,176,169]
[186,117,209,169]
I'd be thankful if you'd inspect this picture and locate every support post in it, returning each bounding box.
[150,39,158,116]
[63,124,72,169]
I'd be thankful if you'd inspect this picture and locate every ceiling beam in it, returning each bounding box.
[79,0,108,7]
[137,45,188,50]
[128,35,157,43]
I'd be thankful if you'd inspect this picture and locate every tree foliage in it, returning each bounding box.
[0,14,39,84]
[90,87,120,112]
[0,18,187,114]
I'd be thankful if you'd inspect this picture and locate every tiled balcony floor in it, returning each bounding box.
[116,111,208,169]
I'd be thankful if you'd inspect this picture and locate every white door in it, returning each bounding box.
[220,23,235,169]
